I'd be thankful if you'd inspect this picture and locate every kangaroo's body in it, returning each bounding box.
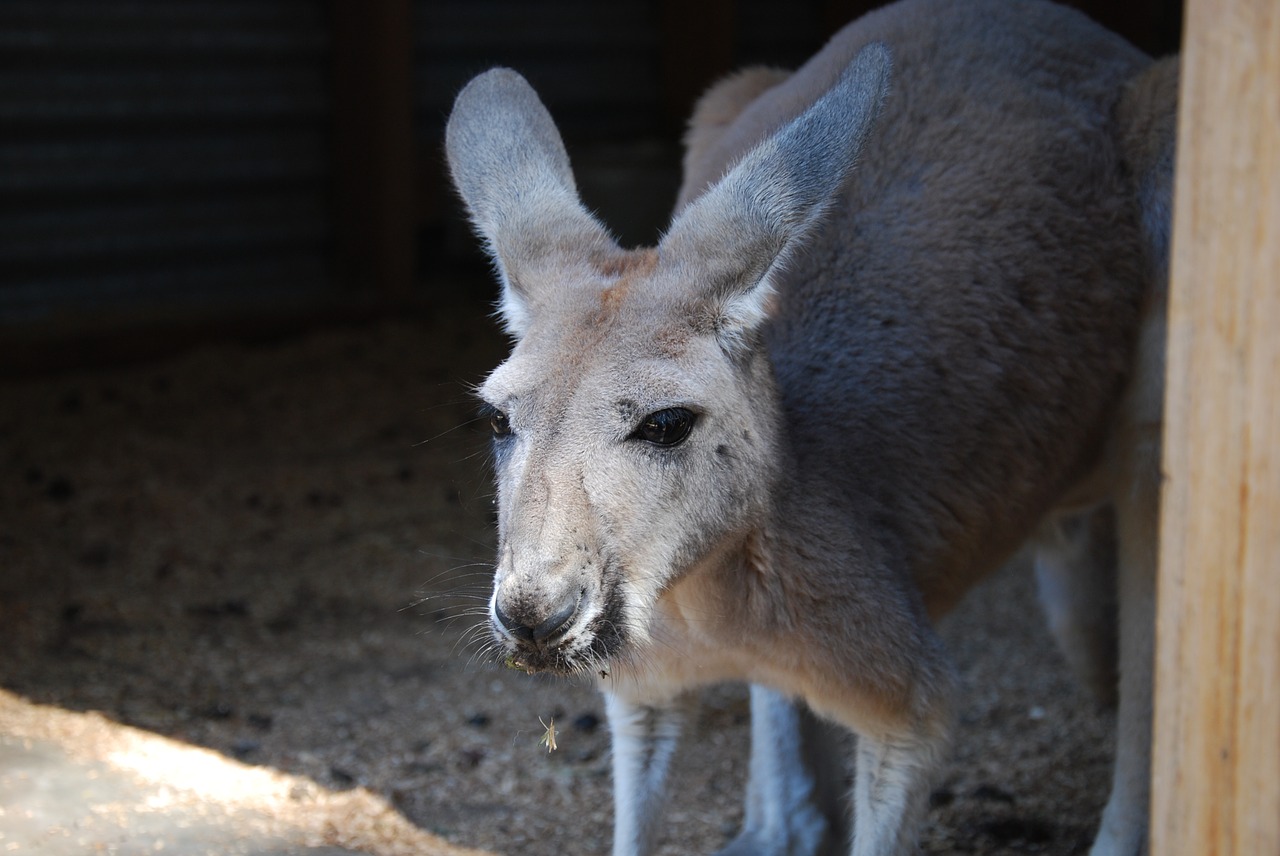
[444,0,1177,853]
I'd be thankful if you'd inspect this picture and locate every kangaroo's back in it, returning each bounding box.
[684,0,1153,612]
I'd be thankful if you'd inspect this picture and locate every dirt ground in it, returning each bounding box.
[0,299,1116,855]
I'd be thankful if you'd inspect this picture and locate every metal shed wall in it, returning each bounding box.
[412,0,824,139]
[0,0,1179,330]
[411,0,828,252]
[414,0,663,144]
[0,1,333,323]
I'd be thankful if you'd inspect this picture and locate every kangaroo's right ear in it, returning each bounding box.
[446,68,617,338]
[660,44,891,352]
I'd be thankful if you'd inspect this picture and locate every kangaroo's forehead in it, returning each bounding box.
[479,296,732,416]
[532,250,697,336]
[484,321,702,404]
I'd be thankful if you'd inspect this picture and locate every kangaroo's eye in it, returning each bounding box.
[488,408,512,438]
[632,408,696,447]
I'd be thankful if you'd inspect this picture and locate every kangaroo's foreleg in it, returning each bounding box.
[715,685,830,856]
[605,693,686,856]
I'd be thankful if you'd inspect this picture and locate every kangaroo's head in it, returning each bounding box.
[445,48,890,677]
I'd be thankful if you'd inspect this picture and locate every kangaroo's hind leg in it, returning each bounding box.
[1034,505,1120,708]
[1032,494,1152,856]
[1089,55,1178,856]
[1092,382,1160,856]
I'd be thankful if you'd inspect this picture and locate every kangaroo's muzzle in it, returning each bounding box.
[493,589,582,649]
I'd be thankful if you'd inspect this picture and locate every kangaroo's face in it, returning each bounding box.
[444,55,888,675]
[478,260,780,675]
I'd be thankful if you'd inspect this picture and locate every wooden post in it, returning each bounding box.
[330,0,416,302]
[1153,0,1280,852]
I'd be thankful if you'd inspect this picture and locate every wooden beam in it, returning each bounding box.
[1153,0,1280,852]
[330,0,417,301]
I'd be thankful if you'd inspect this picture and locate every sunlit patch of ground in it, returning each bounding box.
[0,689,493,856]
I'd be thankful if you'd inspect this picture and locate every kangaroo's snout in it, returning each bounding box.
[493,587,582,648]
[489,549,621,675]
[486,470,611,672]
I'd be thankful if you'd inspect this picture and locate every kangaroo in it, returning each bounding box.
[443,0,1178,853]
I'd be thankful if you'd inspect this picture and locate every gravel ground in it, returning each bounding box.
[0,303,1115,855]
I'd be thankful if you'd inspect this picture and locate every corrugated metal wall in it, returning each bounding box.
[414,0,663,143]
[0,1,333,323]
[0,0,836,325]
[412,0,823,139]
[737,0,825,66]
[411,0,825,251]
[0,0,1179,331]
[413,0,674,251]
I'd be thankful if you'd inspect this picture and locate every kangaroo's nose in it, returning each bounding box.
[494,593,580,646]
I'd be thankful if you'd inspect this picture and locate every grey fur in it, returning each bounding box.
[444,0,1177,853]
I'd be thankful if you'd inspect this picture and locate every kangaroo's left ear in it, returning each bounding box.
[659,43,892,349]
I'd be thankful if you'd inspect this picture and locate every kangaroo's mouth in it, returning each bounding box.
[498,614,625,678]
[496,582,628,678]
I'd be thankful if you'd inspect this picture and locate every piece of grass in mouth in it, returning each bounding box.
[504,654,530,673]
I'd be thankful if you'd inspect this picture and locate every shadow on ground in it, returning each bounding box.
[1,303,1116,855]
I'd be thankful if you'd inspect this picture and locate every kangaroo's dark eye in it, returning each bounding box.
[487,408,511,438]
[632,408,696,447]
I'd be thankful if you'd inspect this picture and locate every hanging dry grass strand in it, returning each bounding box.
[538,716,558,753]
